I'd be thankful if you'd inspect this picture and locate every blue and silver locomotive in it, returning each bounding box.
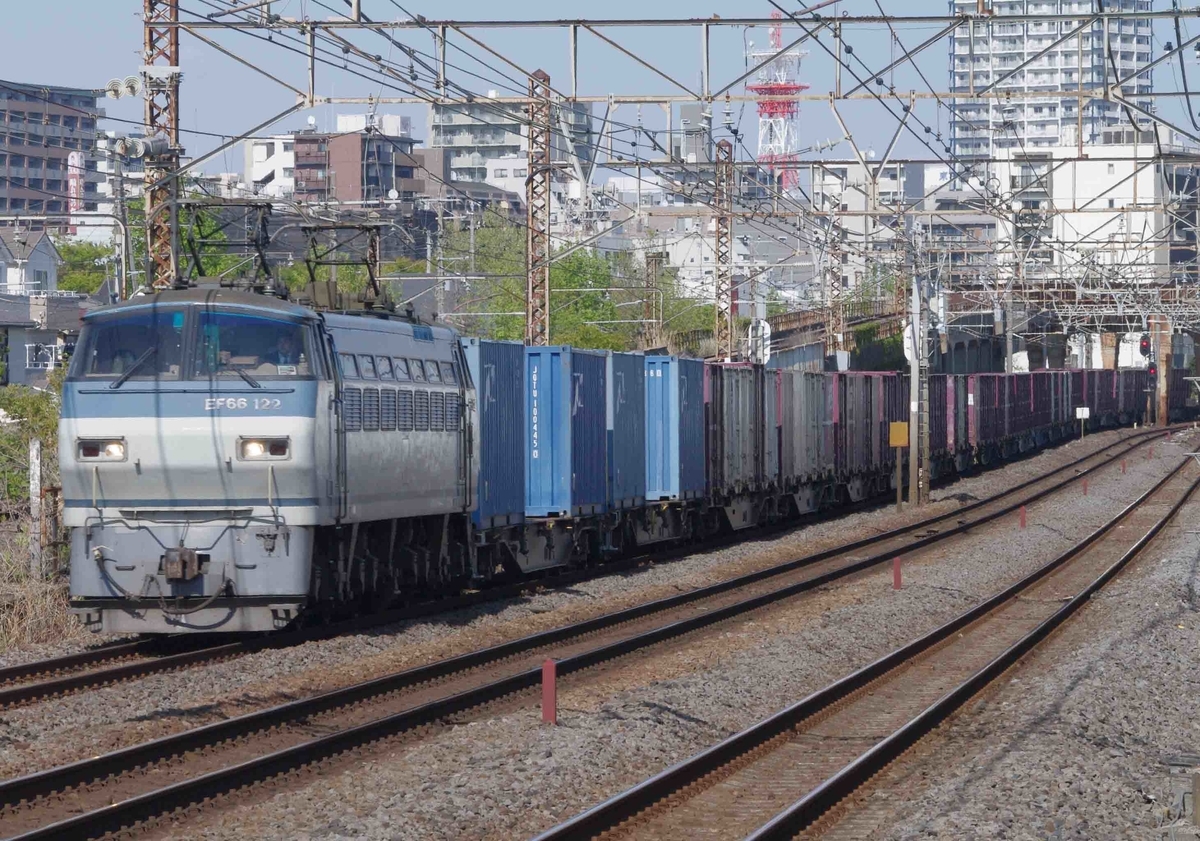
[62,288,475,633]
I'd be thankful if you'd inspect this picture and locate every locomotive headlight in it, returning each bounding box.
[239,437,289,460]
[77,439,127,461]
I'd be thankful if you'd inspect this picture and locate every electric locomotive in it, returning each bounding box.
[61,287,476,634]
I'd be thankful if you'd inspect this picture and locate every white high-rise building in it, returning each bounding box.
[949,0,1154,158]
[429,95,594,183]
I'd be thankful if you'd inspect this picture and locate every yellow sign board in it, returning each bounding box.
[889,421,909,448]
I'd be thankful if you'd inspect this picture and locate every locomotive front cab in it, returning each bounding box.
[61,290,332,633]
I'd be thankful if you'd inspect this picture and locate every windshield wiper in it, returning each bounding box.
[109,347,157,390]
[231,367,262,389]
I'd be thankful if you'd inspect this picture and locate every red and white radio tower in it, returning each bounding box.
[746,10,808,190]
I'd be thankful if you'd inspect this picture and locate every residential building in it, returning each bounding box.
[71,131,148,244]
[0,229,60,295]
[245,132,296,198]
[0,292,89,388]
[400,148,522,213]
[948,0,1155,158]
[428,95,593,183]
[293,128,417,204]
[635,219,754,298]
[483,155,599,234]
[989,126,1190,286]
[809,161,908,294]
[0,79,104,231]
[244,117,413,200]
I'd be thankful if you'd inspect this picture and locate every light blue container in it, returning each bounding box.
[525,346,607,517]
[645,356,706,501]
[645,355,677,501]
[607,352,646,510]
[461,338,525,529]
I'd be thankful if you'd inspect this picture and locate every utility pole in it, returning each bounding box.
[469,209,476,274]
[918,280,931,505]
[143,0,181,289]
[28,438,42,578]
[111,153,130,299]
[435,202,445,320]
[644,251,664,349]
[714,139,734,361]
[908,267,920,507]
[526,69,552,346]
[1005,287,1014,375]
[1154,313,1172,426]
[916,225,932,505]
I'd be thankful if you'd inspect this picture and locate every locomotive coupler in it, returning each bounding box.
[163,547,201,582]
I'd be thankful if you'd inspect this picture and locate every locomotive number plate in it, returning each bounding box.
[205,397,283,411]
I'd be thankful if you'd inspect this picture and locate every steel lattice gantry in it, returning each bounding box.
[144,0,182,289]
[525,69,552,346]
[714,139,734,361]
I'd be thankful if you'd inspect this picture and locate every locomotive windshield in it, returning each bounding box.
[70,306,315,382]
[70,307,187,381]
[194,310,313,380]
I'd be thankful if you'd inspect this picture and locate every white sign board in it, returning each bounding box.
[1075,407,1091,420]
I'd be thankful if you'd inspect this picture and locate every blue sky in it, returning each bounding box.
[4,1,1191,173]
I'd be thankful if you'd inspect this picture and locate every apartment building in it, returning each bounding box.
[0,79,104,232]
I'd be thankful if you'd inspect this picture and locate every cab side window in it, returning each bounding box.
[358,354,377,379]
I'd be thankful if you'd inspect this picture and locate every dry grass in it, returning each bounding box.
[0,518,89,653]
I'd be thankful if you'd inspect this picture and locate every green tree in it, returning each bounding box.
[0,369,64,501]
[438,216,705,351]
[52,237,113,295]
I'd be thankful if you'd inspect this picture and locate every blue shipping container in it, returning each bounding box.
[525,346,607,517]
[460,338,525,529]
[645,356,677,500]
[645,356,706,501]
[678,358,706,498]
[607,352,646,510]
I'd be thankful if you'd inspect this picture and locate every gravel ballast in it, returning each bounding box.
[827,456,1200,840]
[0,429,1153,779]
[143,433,1194,841]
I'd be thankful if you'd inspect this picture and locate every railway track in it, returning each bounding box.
[0,431,1175,839]
[0,428,1164,711]
[532,457,1197,841]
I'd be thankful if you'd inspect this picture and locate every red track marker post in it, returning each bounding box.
[1082,478,1088,496]
[1019,505,1026,529]
[1122,459,1127,474]
[542,659,557,725]
[893,557,902,590]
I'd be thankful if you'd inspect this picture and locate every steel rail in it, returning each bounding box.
[0,432,1168,838]
[746,464,1200,840]
[0,428,1161,710]
[532,459,1195,841]
[0,639,152,688]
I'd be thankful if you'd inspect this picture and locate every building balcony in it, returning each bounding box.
[25,342,67,370]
